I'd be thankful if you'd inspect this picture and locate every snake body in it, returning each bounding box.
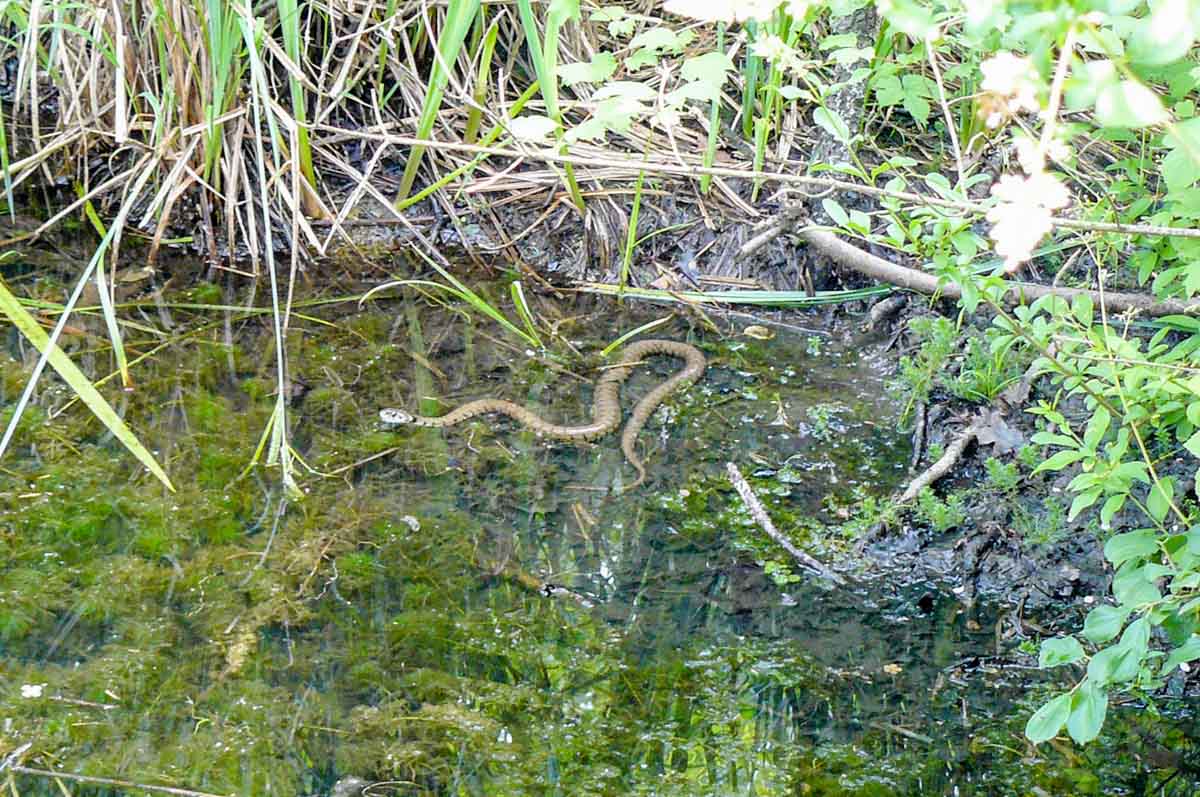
[379,340,705,491]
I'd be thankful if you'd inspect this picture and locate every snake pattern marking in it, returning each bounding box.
[379,340,706,491]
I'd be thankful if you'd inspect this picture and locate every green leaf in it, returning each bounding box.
[1129,0,1195,66]
[1083,406,1110,450]
[681,51,735,85]
[813,106,851,144]
[559,53,618,85]
[1068,489,1102,521]
[0,277,175,492]
[1147,478,1175,523]
[1083,605,1131,644]
[1112,563,1162,607]
[1184,430,1200,459]
[874,75,904,107]
[822,198,850,227]
[1025,692,1071,744]
[1087,645,1133,686]
[1100,493,1126,527]
[1162,635,1200,675]
[1095,80,1168,128]
[878,0,936,38]
[1039,636,1085,667]
[1104,530,1158,566]
[1071,293,1093,326]
[1066,681,1108,744]
[1034,449,1087,474]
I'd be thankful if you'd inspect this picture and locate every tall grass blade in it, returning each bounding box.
[509,280,543,348]
[0,275,175,491]
[515,0,585,211]
[395,0,481,203]
[600,316,673,357]
[619,166,646,291]
[464,16,500,144]
[277,0,323,215]
[396,81,541,211]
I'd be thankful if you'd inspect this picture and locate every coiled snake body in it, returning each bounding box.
[379,340,706,491]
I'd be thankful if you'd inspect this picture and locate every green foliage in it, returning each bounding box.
[914,487,966,532]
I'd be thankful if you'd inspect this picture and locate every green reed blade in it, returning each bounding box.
[395,0,481,203]
[600,316,673,358]
[509,280,544,349]
[0,272,175,491]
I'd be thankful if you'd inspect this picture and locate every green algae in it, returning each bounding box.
[0,283,1197,796]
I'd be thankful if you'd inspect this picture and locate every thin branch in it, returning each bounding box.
[797,226,1200,317]
[725,462,846,586]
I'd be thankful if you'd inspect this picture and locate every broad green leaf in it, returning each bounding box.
[1162,635,1200,675]
[1072,293,1094,326]
[1083,406,1110,450]
[1025,692,1071,744]
[1095,80,1168,128]
[1066,681,1108,744]
[681,51,735,85]
[560,53,618,85]
[1083,605,1131,644]
[879,0,936,38]
[1104,530,1158,566]
[1112,563,1162,607]
[822,198,850,227]
[1087,645,1133,686]
[813,106,851,144]
[666,79,722,104]
[874,74,904,107]
[1068,489,1102,521]
[1147,478,1175,523]
[1129,0,1195,66]
[510,114,557,141]
[0,277,175,491]
[1033,449,1087,473]
[1184,430,1200,459]
[1100,493,1126,527]
[593,81,657,102]
[1039,636,1085,667]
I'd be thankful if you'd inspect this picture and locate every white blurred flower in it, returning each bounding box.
[751,34,805,73]
[987,172,1071,271]
[21,683,44,699]
[1013,135,1072,173]
[979,52,1041,127]
[663,0,780,23]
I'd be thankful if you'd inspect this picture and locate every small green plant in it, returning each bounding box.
[1012,496,1068,547]
[984,456,1020,493]
[914,488,967,533]
[947,335,1024,403]
[805,402,842,441]
[894,315,957,415]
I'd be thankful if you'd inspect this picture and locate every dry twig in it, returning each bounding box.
[898,417,984,504]
[725,462,846,586]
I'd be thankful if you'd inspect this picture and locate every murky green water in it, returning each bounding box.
[1,278,1197,795]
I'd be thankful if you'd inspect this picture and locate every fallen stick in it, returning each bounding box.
[725,462,846,586]
[797,227,1200,318]
[898,418,984,504]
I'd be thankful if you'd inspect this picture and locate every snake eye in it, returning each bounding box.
[379,408,413,425]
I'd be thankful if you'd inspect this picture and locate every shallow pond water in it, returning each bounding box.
[1,277,1198,795]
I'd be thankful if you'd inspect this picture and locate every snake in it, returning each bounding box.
[379,339,706,491]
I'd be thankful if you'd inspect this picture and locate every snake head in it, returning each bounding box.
[379,408,415,425]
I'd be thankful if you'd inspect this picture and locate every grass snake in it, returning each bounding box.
[379,339,705,491]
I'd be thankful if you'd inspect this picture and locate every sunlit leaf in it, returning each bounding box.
[1039,636,1085,668]
[1095,80,1168,128]
[1083,605,1131,644]
[1025,692,1071,744]
[1066,681,1108,744]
